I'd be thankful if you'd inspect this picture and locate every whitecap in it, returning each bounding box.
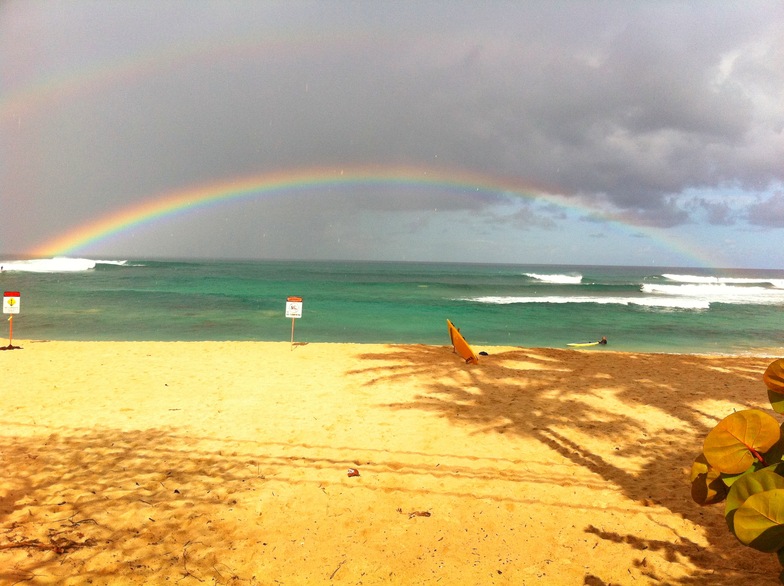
[662,273,784,288]
[642,283,784,305]
[523,273,582,284]
[461,295,709,310]
[0,257,127,273]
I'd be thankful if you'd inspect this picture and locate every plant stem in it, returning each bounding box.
[749,446,768,467]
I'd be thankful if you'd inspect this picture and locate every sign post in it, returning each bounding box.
[2,291,21,350]
[285,296,303,350]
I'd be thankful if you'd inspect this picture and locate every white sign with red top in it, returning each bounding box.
[285,296,303,319]
[3,291,20,314]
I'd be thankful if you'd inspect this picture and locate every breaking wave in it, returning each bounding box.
[462,295,709,310]
[524,272,582,284]
[642,283,784,305]
[0,257,128,273]
[662,273,784,288]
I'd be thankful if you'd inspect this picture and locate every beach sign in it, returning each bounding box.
[1,292,21,350]
[3,291,20,314]
[285,296,303,349]
[285,296,303,319]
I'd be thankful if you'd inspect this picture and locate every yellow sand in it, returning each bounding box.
[1,340,782,585]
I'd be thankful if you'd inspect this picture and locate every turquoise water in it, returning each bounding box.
[1,258,783,355]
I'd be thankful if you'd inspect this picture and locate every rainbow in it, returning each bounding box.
[1,33,370,125]
[7,31,722,267]
[31,165,717,266]
[31,165,554,254]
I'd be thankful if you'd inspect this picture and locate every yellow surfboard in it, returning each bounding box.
[447,319,479,364]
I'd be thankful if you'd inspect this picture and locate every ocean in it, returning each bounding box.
[1,257,783,355]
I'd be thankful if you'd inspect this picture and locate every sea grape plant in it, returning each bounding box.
[691,358,784,582]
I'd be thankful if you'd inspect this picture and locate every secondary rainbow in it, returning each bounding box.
[31,165,716,266]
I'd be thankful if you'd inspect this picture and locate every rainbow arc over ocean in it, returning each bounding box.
[32,166,556,254]
[31,165,715,267]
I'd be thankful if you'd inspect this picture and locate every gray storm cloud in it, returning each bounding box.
[1,1,783,262]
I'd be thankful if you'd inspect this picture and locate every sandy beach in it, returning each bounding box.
[1,340,782,585]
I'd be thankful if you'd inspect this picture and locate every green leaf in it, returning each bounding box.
[766,424,784,463]
[704,410,781,474]
[722,462,765,488]
[690,453,728,505]
[726,469,784,532]
[733,489,784,552]
[770,390,784,415]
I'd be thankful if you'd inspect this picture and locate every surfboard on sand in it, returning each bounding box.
[447,319,479,364]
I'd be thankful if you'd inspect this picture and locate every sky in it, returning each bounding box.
[1,1,783,269]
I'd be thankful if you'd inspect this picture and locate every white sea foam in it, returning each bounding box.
[0,257,127,273]
[524,273,582,284]
[94,259,128,266]
[642,283,784,305]
[662,273,784,288]
[463,295,709,309]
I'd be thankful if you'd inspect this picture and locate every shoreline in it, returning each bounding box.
[2,340,782,584]
[5,338,783,358]
[4,259,783,358]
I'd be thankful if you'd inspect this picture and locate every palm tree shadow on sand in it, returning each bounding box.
[353,344,781,585]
